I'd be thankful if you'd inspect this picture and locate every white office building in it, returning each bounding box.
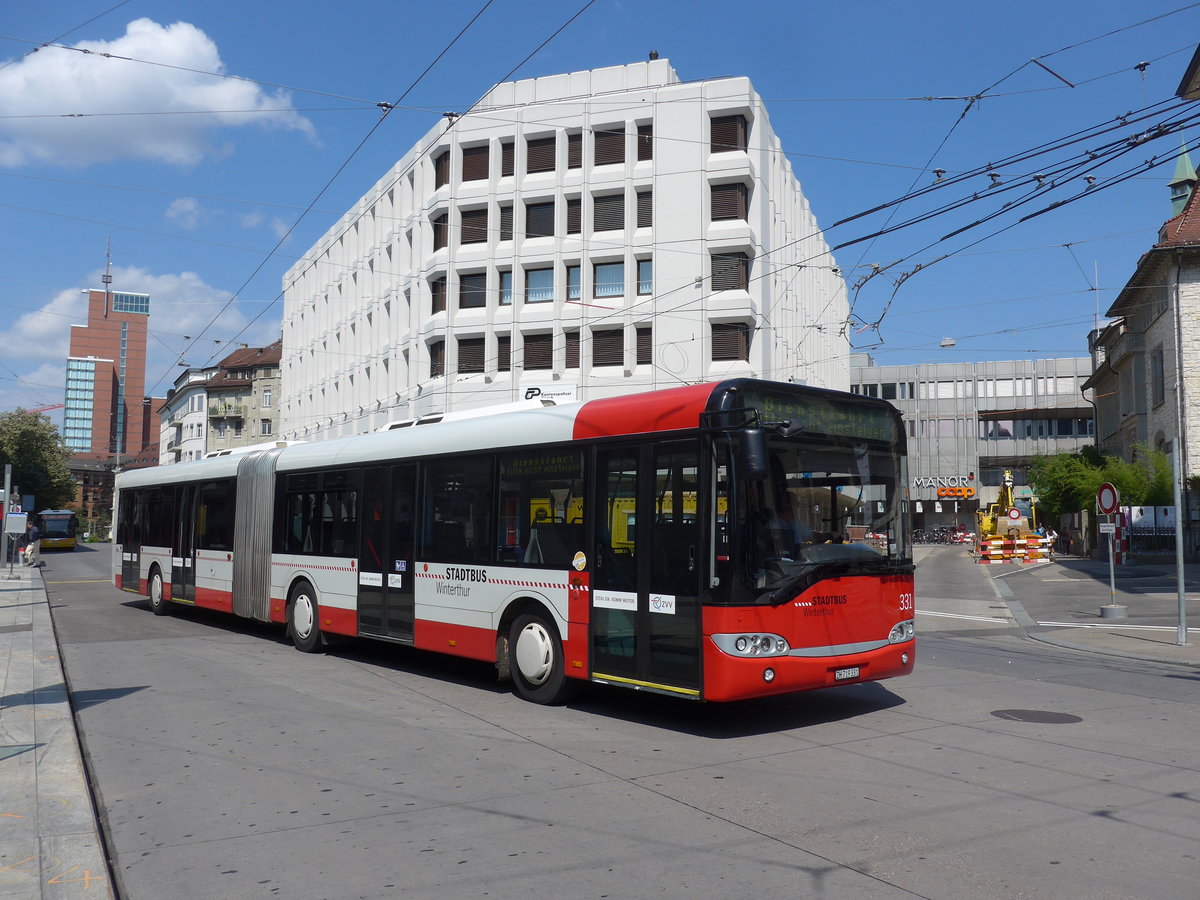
[281,59,849,439]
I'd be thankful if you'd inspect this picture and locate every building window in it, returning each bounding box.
[1151,344,1165,406]
[262,388,272,408]
[880,383,896,401]
[594,126,624,166]
[523,333,553,370]
[593,193,624,232]
[460,208,488,244]
[526,136,556,173]
[499,204,513,241]
[565,330,580,368]
[637,260,652,295]
[526,268,553,303]
[567,265,581,300]
[592,328,623,366]
[711,252,750,291]
[461,145,489,182]
[567,132,582,169]
[497,335,511,371]
[112,292,150,314]
[459,337,485,373]
[566,198,581,235]
[636,190,652,228]
[460,273,487,309]
[500,140,515,177]
[712,323,751,361]
[711,182,749,220]
[261,419,273,435]
[594,262,624,298]
[433,150,449,187]
[526,201,555,238]
[432,212,448,250]
[431,277,447,314]
[637,123,653,161]
[711,114,748,153]
[636,326,652,365]
[499,270,513,305]
[430,340,444,377]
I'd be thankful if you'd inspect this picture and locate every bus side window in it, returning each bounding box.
[422,455,494,565]
[197,480,235,551]
[497,449,585,568]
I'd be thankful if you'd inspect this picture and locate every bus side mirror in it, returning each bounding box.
[737,428,769,481]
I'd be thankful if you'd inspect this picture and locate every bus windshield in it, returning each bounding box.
[741,433,909,598]
[38,512,77,538]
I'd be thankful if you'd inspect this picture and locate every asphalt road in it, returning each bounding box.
[44,544,1200,899]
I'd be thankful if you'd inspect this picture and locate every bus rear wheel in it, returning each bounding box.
[288,581,325,653]
[508,612,575,705]
[148,568,169,616]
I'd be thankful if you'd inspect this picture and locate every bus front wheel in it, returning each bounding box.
[508,612,575,705]
[148,568,169,616]
[288,581,325,653]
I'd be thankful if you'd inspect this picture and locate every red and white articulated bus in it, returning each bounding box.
[113,379,914,704]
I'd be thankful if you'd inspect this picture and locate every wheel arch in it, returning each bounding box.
[495,594,564,678]
[283,571,318,608]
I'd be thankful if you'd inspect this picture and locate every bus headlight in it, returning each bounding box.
[712,633,791,657]
[888,620,916,643]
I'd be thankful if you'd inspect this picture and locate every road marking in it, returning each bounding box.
[43,579,110,584]
[1036,621,1200,633]
[918,610,1010,623]
[993,563,1053,578]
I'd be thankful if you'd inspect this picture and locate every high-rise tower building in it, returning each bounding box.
[63,288,153,459]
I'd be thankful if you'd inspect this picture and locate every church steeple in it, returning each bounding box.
[1169,140,1197,216]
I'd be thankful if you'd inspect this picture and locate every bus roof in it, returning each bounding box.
[114,380,901,491]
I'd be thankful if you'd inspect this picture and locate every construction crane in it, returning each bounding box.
[27,403,65,413]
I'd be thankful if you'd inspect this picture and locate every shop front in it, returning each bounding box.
[911,474,979,536]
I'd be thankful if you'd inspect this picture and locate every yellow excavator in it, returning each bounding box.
[975,470,1043,564]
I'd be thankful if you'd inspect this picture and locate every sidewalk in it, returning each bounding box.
[985,554,1200,668]
[0,562,112,899]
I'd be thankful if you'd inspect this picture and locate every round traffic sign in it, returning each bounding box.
[1007,507,1022,521]
[1097,482,1119,515]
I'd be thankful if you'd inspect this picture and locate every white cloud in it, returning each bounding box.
[1,287,88,363]
[0,18,315,168]
[0,362,68,420]
[166,197,202,230]
[239,211,264,229]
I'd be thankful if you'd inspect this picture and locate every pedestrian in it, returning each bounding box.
[1045,527,1057,561]
[23,520,40,567]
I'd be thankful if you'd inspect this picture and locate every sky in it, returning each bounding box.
[2,0,1199,423]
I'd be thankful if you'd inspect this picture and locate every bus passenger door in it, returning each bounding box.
[591,441,702,696]
[119,492,140,590]
[357,464,415,641]
[172,484,196,603]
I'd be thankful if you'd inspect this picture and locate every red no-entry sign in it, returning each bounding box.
[1097,482,1120,515]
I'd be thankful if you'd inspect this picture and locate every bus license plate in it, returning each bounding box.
[834,666,860,681]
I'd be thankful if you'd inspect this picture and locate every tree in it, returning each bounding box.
[0,409,75,510]
[1029,444,1175,520]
